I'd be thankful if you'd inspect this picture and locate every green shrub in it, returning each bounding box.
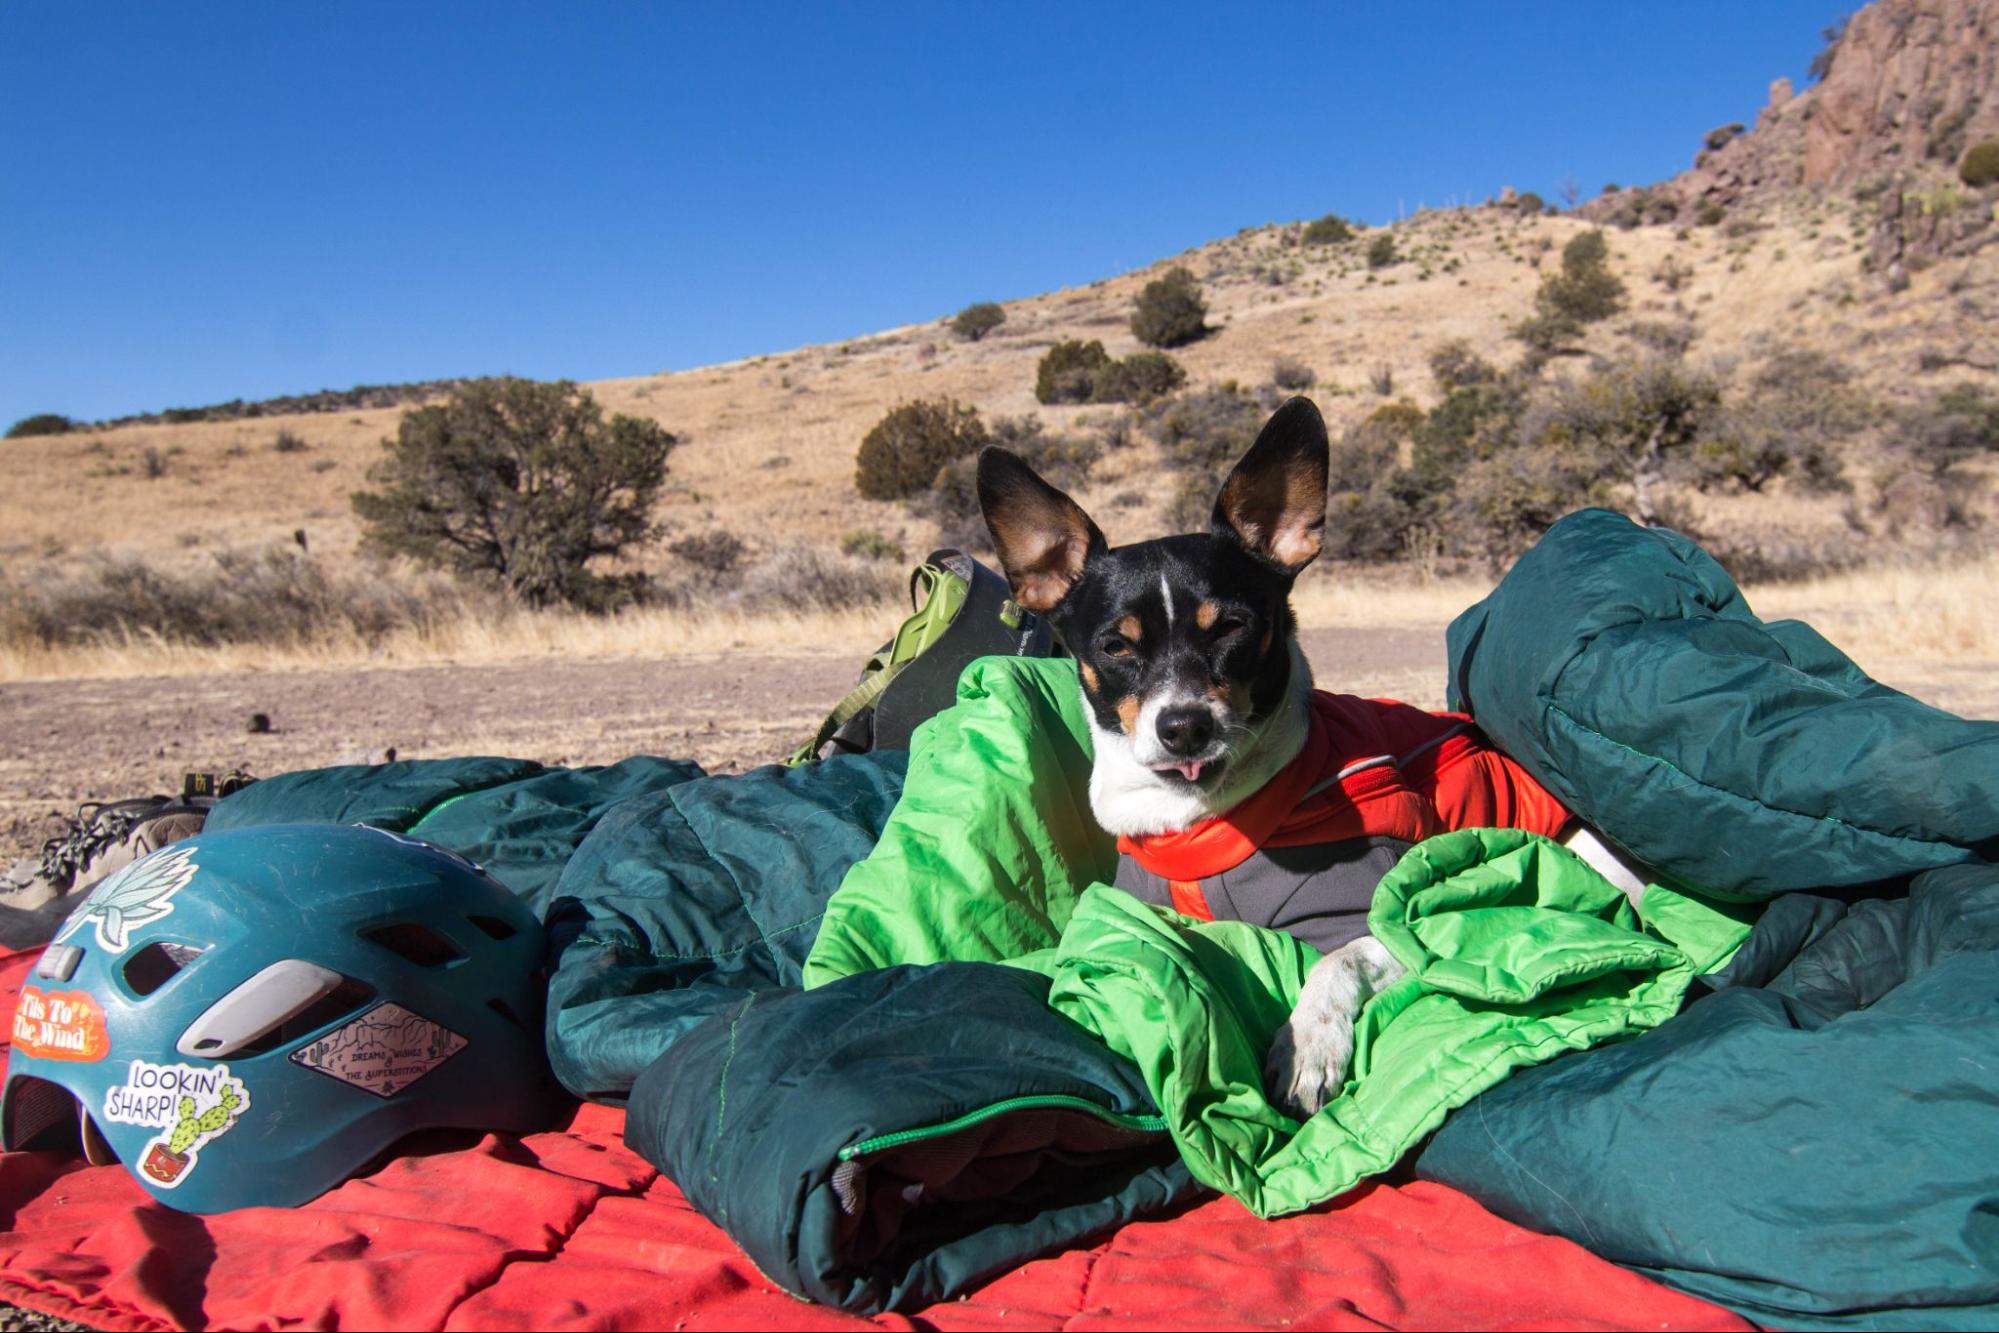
[1516,229,1625,348]
[1513,311,1583,358]
[1271,357,1316,391]
[669,531,747,574]
[1037,342,1184,405]
[1324,429,1416,561]
[952,302,1006,341]
[1697,202,1727,226]
[854,397,988,500]
[352,377,677,610]
[1301,214,1355,245]
[1367,400,1427,436]
[1366,234,1400,269]
[1093,351,1187,404]
[1692,349,1860,493]
[1427,340,1497,391]
[6,413,74,439]
[1146,384,1263,473]
[272,429,308,453]
[1525,351,1721,524]
[922,415,1100,546]
[1130,267,1209,347]
[841,529,906,563]
[1704,123,1745,152]
[1035,340,1114,404]
[1961,138,1999,188]
[1903,385,1999,478]
[1512,192,1546,216]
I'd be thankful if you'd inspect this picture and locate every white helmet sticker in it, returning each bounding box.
[290,1001,468,1098]
[54,844,200,955]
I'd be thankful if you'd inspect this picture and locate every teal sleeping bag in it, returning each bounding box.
[1419,509,1999,1329]
[1445,508,1999,896]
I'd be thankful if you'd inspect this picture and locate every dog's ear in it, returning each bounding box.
[977,446,1108,614]
[1212,395,1328,573]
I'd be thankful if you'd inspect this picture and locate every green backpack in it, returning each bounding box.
[787,549,1056,765]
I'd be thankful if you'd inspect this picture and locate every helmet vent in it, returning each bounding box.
[362,922,464,968]
[123,942,206,997]
[467,915,518,941]
[223,977,377,1059]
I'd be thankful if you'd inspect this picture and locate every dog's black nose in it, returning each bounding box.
[1155,706,1215,757]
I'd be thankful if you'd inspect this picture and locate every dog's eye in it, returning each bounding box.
[1211,616,1248,637]
[1100,636,1133,659]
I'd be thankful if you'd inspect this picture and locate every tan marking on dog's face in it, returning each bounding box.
[1206,679,1250,716]
[1259,624,1274,655]
[1195,601,1219,631]
[1080,661,1100,694]
[1116,615,1142,644]
[1115,696,1140,735]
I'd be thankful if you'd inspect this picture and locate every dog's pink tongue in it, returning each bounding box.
[1174,760,1205,782]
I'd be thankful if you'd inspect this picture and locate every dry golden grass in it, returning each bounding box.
[11,549,1991,688]
[0,600,901,683]
[1749,552,1999,662]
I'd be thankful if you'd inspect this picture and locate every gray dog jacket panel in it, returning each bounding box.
[1113,836,1416,956]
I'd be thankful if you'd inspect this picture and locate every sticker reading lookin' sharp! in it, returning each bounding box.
[53,843,200,955]
[11,986,111,1062]
[100,1059,250,1188]
[290,1001,467,1098]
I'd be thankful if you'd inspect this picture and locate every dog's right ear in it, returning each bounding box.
[977,446,1108,614]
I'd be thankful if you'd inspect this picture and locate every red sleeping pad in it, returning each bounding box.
[0,951,1750,1331]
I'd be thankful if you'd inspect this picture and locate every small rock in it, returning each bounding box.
[383,747,398,763]
[247,712,272,734]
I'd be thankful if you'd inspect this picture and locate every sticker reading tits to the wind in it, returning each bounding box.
[12,986,110,1062]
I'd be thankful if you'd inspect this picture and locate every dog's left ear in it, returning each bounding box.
[1212,396,1329,573]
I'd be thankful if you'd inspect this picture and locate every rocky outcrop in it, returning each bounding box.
[1805,0,1999,186]
[1581,0,1999,268]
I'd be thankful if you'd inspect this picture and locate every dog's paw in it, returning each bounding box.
[1264,999,1355,1120]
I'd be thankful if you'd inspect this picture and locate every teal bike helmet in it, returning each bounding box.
[2,823,559,1213]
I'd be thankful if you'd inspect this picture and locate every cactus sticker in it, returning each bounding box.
[53,843,199,955]
[100,1059,250,1188]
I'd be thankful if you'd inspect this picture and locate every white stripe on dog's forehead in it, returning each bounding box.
[1159,571,1174,628]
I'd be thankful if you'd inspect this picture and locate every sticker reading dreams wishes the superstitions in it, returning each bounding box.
[53,843,200,955]
[11,986,110,1061]
[290,1001,468,1097]
[100,1060,251,1188]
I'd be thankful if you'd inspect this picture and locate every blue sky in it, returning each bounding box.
[1,1,1848,426]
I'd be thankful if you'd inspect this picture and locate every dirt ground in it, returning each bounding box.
[0,627,1442,865]
[5,620,1992,869]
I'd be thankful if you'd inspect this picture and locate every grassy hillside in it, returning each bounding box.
[9,198,1992,566]
[4,189,1996,686]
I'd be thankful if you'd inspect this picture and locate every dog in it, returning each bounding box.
[977,396,1601,1118]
